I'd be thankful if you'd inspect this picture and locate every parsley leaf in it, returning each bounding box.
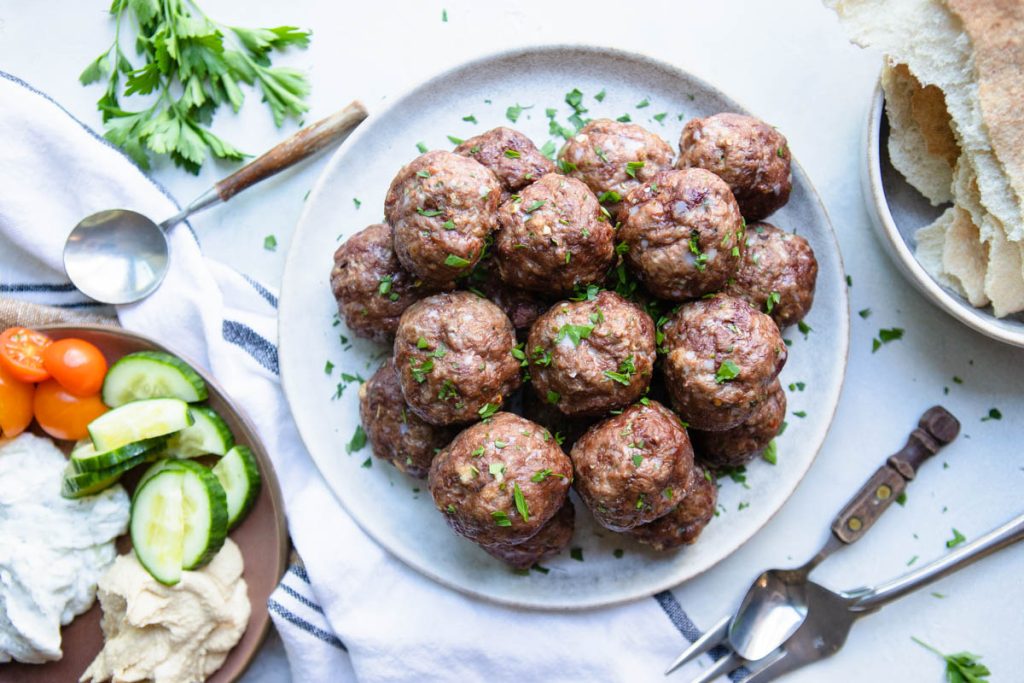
[715,360,740,383]
[346,425,367,454]
[981,408,1002,421]
[912,637,991,683]
[598,190,623,203]
[263,235,278,251]
[506,103,531,123]
[555,322,595,347]
[625,160,645,178]
[946,528,966,548]
[570,547,584,561]
[513,482,530,521]
[762,439,778,465]
[444,253,472,268]
[478,402,499,419]
[765,291,781,314]
[524,200,546,213]
[491,510,512,527]
[504,148,522,158]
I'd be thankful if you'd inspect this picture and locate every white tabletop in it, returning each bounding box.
[1,0,1020,681]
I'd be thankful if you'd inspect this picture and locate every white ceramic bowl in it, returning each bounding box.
[861,79,1024,347]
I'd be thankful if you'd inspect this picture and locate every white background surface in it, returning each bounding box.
[0,1,1020,681]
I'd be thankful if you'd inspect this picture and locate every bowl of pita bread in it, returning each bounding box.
[836,0,1024,347]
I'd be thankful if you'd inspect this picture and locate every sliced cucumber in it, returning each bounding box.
[164,406,235,458]
[61,453,148,499]
[130,468,186,585]
[102,351,208,407]
[88,398,193,452]
[174,460,228,569]
[213,445,262,529]
[69,436,168,473]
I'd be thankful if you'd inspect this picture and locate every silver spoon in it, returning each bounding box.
[64,101,368,304]
[666,405,960,675]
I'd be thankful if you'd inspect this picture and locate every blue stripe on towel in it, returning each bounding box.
[278,582,325,615]
[242,273,279,309]
[222,320,279,375]
[289,564,311,583]
[0,282,76,292]
[268,598,347,651]
[653,590,750,681]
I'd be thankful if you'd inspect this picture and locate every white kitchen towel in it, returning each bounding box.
[0,71,729,683]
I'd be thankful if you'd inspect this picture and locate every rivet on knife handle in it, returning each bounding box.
[831,406,960,545]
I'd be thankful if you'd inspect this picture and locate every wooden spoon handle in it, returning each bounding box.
[214,100,368,202]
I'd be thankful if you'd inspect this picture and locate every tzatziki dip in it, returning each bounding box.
[0,432,130,664]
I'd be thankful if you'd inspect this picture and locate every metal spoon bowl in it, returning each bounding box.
[63,102,367,305]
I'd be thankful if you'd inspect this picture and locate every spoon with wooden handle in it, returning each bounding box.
[63,100,368,305]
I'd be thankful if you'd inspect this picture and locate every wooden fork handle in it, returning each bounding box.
[830,406,960,545]
[214,100,368,202]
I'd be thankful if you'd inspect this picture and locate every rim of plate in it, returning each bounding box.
[280,43,850,609]
[862,78,1024,348]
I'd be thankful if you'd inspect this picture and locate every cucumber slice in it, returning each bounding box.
[61,453,149,498]
[164,406,235,458]
[213,445,262,529]
[69,436,168,473]
[130,469,186,585]
[102,351,208,407]
[169,460,228,570]
[88,398,193,452]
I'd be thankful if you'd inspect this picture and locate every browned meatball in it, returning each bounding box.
[358,359,456,478]
[619,168,745,301]
[662,295,786,431]
[627,466,717,550]
[725,223,817,328]
[521,388,597,451]
[494,174,614,296]
[455,127,556,193]
[460,254,551,334]
[558,119,674,204]
[676,113,792,221]
[692,380,786,469]
[330,224,435,342]
[570,401,695,531]
[429,412,572,546]
[386,151,501,285]
[482,499,575,569]
[527,291,656,417]
[394,292,521,425]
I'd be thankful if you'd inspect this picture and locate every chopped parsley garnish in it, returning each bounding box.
[530,468,566,483]
[531,346,553,366]
[472,446,485,457]
[493,440,508,449]
[565,88,584,109]
[504,148,522,158]
[409,357,434,383]
[546,390,561,405]
[432,343,447,358]
[570,547,584,562]
[263,235,277,251]
[598,190,622,203]
[539,140,557,160]
[953,376,964,384]
[558,158,577,173]
[720,465,750,489]
[416,141,428,153]
[513,482,530,521]
[441,8,448,21]
[444,253,472,268]
[797,320,813,338]
[417,207,445,217]
[555,322,595,346]
[777,146,787,158]
[688,230,708,272]
[788,381,806,392]
[635,495,645,510]
[446,504,456,514]
[361,457,372,468]
[896,492,907,506]
[437,379,458,401]
[604,355,636,386]
[594,89,606,102]
[447,135,464,145]
[489,462,506,481]
[378,275,394,297]
[872,327,904,352]
[594,146,609,162]
[981,408,1002,421]
[793,410,807,418]
[416,169,432,178]
[911,638,990,682]
[478,402,499,420]
[462,114,477,124]
[762,440,778,465]
[625,160,645,178]
[324,360,334,375]
[616,113,632,122]
[765,291,781,314]
[653,112,667,123]
[613,549,624,558]
[511,344,528,365]
[631,453,644,467]
[715,360,741,383]
[524,199,546,213]
[946,528,967,548]
[846,274,853,287]
[859,308,872,319]
[506,103,531,123]
[346,425,367,454]
[352,198,362,209]
[442,220,456,230]
[492,510,512,527]
[615,241,630,255]
[635,98,650,108]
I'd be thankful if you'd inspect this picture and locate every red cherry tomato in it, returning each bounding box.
[0,327,52,383]
[42,338,108,397]
[0,362,34,437]
[32,379,108,441]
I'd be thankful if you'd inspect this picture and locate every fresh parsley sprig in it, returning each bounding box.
[912,637,991,682]
[81,0,311,173]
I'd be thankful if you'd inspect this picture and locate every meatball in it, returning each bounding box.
[455,127,556,194]
[385,150,501,285]
[725,223,817,328]
[661,295,787,431]
[619,168,745,301]
[691,380,786,469]
[482,499,575,569]
[358,359,456,478]
[330,223,434,342]
[527,291,656,417]
[558,119,674,204]
[627,466,717,550]
[570,401,695,531]
[429,412,572,546]
[521,388,597,451]
[676,113,792,221]
[494,173,614,295]
[394,292,521,425]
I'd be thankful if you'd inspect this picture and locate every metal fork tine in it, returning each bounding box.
[736,649,797,683]
[686,652,744,683]
[664,615,731,675]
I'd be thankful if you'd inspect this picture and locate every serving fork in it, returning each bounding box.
[665,406,960,679]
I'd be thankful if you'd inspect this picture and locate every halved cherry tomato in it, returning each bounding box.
[0,327,52,383]
[42,338,108,397]
[0,362,34,437]
[33,379,108,441]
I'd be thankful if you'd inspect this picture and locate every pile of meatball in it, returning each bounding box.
[332,112,817,569]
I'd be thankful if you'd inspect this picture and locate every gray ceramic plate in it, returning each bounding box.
[279,45,849,610]
[862,80,1024,347]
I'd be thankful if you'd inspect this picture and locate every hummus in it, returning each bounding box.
[0,432,130,664]
[81,539,250,683]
